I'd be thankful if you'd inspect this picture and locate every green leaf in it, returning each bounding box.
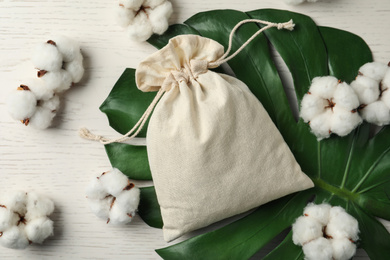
[100,68,155,137]
[105,143,152,180]
[263,231,303,260]
[138,186,163,229]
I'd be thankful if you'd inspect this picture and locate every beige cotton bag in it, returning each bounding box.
[81,19,314,242]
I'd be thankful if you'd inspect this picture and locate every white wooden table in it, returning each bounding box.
[0,0,389,259]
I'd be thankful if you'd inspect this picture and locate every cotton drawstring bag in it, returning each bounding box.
[81,19,314,242]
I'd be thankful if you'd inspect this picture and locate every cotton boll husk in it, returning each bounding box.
[351,76,380,105]
[86,177,109,200]
[7,90,37,121]
[4,191,28,215]
[109,203,133,225]
[300,94,327,122]
[144,0,166,8]
[115,187,140,215]
[360,101,390,126]
[149,1,172,35]
[359,62,388,82]
[0,208,18,231]
[330,106,362,137]
[128,12,154,42]
[0,226,29,249]
[41,70,73,93]
[331,238,357,260]
[115,5,136,27]
[283,0,306,5]
[32,43,63,71]
[309,76,338,99]
[292,216,323,246]
[303,203,331,226]
[50,35,80,63]
[24,79,53,101]
[308,110,332,140]
[40,95,60,112]
[327,206,359,241]
[28,107,56,129]
[25,192,54,220]
[99,168,130,197]
[119,0,143,9]
[302,237,333,260]
[333,82,360,111]
[88,198,111,220]
[24,217,54,244]
[64,55,84,83]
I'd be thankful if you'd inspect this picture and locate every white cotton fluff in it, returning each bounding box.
[4,191,27,216]
[359,62,388,82]
[0,226,29,249]
[302,237,333,260]
[333,82,360,111]
[309,76,339,100]
[32,42,63,71]
[25,192,55,220]
[330,106,362,137]
[351,76,380,105]
[148,1,173,35]
[99,169,130,197]
[381,86,390,108]
[86,168,140,225]
[303,203,331,226]
[7,89,37,121]
[119,0,144,9]
[28,106,56,129]
[382,68,390,89]
[116,5,136,27]
[50,35,81,63]
[292,216,323,246]
[24,217,54,244]
[0,208,18,231]
[360,101,390,126]
[308,109,332,140]
[64,54,84,83]
[300,94,327,123]
[41,70,73,93]
[326,206,359,241]
[128,11,154,42]
[331,238,357,260]
[24,79,54,101]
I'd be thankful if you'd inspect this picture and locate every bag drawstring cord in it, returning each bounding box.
[79,19,294,144]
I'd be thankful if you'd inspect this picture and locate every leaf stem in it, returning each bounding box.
[313,178,358,202]
[340,129,358,188]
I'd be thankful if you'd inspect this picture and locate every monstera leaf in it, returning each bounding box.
[100,9,390,260]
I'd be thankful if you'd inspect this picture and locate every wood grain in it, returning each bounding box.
[0,0,389,259]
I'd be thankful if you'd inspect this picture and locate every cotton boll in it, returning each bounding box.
[333,82,360,111]
[7,89,37,121]
[119,0,143,9]
[109,203,133,225]
[25,192,54,220]
[302,237,333,260]
[86,177,109,200]
[331,238,356,260]
[351,76,380,105]
[50,35,80,63]
[292,216,323,246]
[327,206,359,241]
[149,1,172,35]
[303,203,331,226]
[24,217,53,244]
[88,198,111,220]
[144,0,166,8]
[309,76,338,99]
[300,94,327,122]
[99,169,130,197]
[360,101,390,126]
[331,106,362,137]
[40,95,60,112]
[41,70,73,93]
[115,187,140,216]
[0,226,29,249]
[28,107,56,129]
[128,12,154,42]
[309,110,332,140]
[283,0,306,4]
[64,55,84,84]
[24,79,54,101]
[0,208,18,231]
[359,62,388,82]
[115,5,136,27]
[4,191,28,215]
[32,42,63,71]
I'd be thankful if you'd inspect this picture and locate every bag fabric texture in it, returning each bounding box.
[136,35,314,242]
